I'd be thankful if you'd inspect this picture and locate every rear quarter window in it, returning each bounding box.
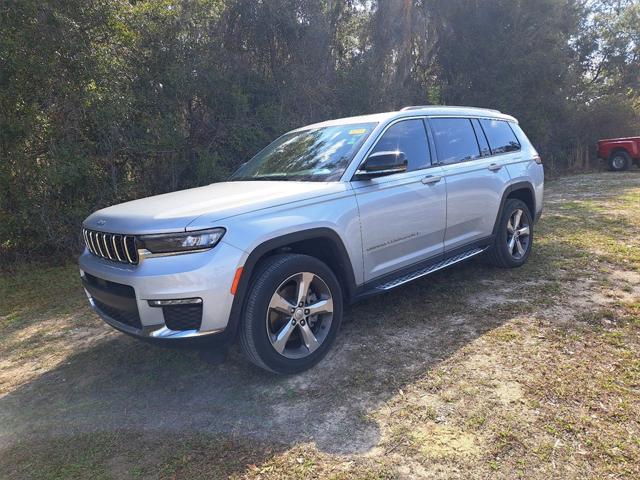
[479,119,521,154]
[508,122,533,149]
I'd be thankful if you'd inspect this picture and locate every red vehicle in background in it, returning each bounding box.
[598,136,640,171]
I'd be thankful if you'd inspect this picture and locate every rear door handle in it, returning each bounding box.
[488,163,502,172]
[421,175,442,185]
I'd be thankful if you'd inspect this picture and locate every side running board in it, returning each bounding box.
[375,247,487,291]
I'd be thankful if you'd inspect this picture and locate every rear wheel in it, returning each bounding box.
[609,151,631,171]
[487,198,533,268]
[239,254,343,374]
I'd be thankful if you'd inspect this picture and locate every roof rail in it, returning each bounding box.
[400,106,431,111]
[400,105,502,114]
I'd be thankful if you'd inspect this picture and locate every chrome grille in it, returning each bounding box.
[83,228,139,264]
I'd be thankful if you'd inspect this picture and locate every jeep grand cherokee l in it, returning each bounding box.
[80,106,544,374]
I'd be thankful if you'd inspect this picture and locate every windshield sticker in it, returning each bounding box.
[349,128,367,135]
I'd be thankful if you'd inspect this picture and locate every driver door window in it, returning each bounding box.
[370,119,431,172]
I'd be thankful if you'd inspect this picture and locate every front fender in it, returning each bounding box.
[224,227,358,342]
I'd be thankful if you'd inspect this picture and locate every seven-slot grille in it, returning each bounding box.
[83,228,139,264]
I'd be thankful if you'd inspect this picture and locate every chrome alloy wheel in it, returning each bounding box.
[266,272,334,359]
[506,208,531,260]
[611,155,626,170]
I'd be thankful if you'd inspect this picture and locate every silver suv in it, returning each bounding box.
[80,106,543,373]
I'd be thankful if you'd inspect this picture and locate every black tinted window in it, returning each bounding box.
[430,118,480,164]
[472,119,491,156]
[479,119,521,154]
[371,119,430,171]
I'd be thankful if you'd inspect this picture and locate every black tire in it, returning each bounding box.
[486,198,533,268]
[608,150,631,171]
[239,253,343,374]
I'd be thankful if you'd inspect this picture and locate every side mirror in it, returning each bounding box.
[355,151,408,179]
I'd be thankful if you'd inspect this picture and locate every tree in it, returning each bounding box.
[1,0,638,263]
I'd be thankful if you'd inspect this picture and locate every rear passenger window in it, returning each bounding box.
[479,119,521,154]
[371,119,431,171]
[430,118,481,164]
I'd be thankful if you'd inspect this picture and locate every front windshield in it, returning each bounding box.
[230,122,376,182]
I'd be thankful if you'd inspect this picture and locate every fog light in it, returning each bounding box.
[148,298,202,307]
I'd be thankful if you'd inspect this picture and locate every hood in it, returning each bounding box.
[83,181,347,235]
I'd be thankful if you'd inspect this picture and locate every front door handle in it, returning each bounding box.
[488,163,503,172]
[421,175,442,185]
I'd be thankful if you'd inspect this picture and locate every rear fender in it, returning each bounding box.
[492,182,537,235]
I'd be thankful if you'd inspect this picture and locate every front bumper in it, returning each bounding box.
[78,240,247,341]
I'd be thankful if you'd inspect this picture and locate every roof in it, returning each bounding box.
[598,136,640,142]
[295,106,517,132]
[293,112,394,131]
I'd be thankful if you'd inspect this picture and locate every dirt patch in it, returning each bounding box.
[411,424,480,459]
[467,291,519,308]
[0,312,112,397]
[494,380,524,404]
[609,269,640,285]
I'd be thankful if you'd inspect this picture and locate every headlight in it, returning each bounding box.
[138,228,225,254]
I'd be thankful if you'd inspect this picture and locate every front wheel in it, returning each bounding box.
[487,198,533,268]
[239,254,343,374]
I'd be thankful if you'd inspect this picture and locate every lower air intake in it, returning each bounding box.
[162,304,203,331]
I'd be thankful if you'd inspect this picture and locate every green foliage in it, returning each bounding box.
[1,0,639,262]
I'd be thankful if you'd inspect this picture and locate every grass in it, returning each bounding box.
[1,171,639,479]
[1,432,394,480]
[0,263,85,330]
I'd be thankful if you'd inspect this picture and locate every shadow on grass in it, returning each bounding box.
[0,256,535,478]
